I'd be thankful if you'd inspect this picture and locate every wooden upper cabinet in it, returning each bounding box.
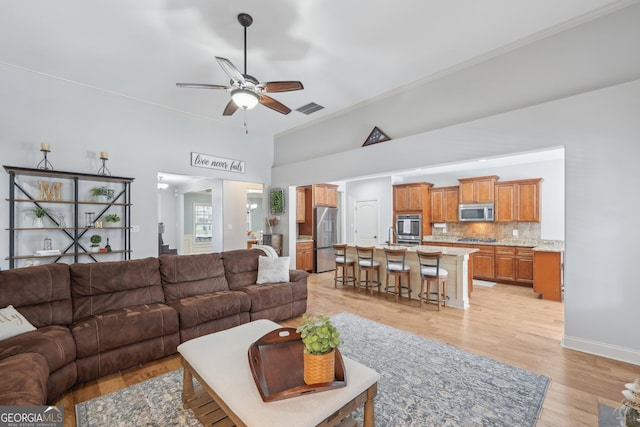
[312,184,338,208]
[431,186,459,223]
[517,179,541,222]
[296,187,306,223]
[495,183,517,222]
[458,176,498,204]
[495,179,542,222]
[393,183,432,213]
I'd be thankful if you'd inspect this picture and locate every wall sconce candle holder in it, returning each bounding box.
[97,152,111,176]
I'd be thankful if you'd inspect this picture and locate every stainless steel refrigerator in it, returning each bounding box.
[314,206,338,273]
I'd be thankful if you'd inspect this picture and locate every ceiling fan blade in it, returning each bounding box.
[258,94,291,115]
[176,83,230,90]
[223,99,240,116]
[259,81,304,93]
[215,56,246,84]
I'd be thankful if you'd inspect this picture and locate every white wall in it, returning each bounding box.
[0,62,274,268]
[272,4,640,365]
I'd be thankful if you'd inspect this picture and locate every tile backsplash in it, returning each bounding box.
[431,222,541,240]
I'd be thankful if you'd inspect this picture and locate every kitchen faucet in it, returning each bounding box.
[388,226,396,246]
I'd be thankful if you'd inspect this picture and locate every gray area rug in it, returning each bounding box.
[76,313,549,426]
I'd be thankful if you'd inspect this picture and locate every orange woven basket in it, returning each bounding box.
[303,350,335,385]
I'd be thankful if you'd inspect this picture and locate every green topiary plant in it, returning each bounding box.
[105,213,120,223]
[89,234,102,247]
[33,206,47,218]
[90,186,115,200]
[296,314,342,355]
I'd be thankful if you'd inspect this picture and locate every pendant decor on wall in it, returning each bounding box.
[362,126,391,146]
[269,188,285,215]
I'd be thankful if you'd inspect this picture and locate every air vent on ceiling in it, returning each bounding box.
[296,102,324,115]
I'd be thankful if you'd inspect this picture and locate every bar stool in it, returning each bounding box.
[356,245,381,295]
[383,247,411,302]
[333,244,356,289]
[416,250,449,310]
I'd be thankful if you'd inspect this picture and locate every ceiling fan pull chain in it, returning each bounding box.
[244,109,249,134]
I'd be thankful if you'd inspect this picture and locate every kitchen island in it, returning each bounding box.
[346,245,477,309]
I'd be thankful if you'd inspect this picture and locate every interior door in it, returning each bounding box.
[354,200,378,246]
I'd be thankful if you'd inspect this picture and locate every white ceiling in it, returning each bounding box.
[0,0,631,138]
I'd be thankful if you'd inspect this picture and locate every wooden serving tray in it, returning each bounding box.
[248,327,346,402]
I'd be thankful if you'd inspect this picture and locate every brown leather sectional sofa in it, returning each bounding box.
[0,249,308,405]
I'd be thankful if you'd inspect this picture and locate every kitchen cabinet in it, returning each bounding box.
[495,179,542,223]
[313,184,338,207]
[296,187,306,223]
[393,182,434,238]
[515,247,534,284]
[296,241,313,272]
[495,246,516,282]
[534,251,563,301]
[4,165,133,269]
[495,245,534,284]
[472,244,495,281]
[430,186,459,223]
[458,175,498,204]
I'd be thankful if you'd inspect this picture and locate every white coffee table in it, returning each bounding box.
[178,319,380,427]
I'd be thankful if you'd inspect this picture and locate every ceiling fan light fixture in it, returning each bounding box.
[231,89,259,110]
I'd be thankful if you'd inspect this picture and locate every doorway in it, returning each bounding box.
[354,200,378,246]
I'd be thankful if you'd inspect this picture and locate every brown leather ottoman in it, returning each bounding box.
[0,353,49,405]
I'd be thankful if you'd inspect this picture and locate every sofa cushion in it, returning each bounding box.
[222,249,262,289]
[0,305,36,341]
[159,253,229,301]
[242,284,295,313]
[71,303,179,358]
[0,263,72,327]
[167,290,251,330]
[0,353,49,405]
[70,258,164,321]
[256,256,290,284]
[0,325,76,373]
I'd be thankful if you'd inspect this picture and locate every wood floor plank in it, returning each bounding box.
[57,271,639,426]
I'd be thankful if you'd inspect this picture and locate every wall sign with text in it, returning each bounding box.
[191,152,245,174]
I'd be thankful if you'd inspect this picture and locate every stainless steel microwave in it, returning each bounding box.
[458,203,494,222]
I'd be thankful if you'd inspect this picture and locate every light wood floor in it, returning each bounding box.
[57,272,637,426]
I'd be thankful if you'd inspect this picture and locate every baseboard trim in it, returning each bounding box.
[562,335,640,366]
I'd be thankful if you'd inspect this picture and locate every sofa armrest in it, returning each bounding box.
[289,269,309,283]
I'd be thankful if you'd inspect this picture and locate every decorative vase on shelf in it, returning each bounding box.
[33,217,44,228]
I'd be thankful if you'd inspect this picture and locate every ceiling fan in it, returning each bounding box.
[176,13,304,116]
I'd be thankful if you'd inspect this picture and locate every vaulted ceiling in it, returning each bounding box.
[0,0,631,138]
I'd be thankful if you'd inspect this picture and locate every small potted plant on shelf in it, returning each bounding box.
[104,213,121,226]
[89,234,102,252]
[90,186,115,202]
[296,314,342,385]
[32,206,48,228]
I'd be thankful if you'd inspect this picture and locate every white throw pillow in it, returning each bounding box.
[0,305,36,341]
[256,256,290,284]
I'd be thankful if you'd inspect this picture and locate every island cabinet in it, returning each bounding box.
[295,241,313,272]
[431,186,459,223]
[312,184,338,208]
[458,176,498,204]
[533,251,563,301]
[495,179,542,223]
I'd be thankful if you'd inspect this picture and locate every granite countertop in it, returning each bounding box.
[422,236,564,252]
[296,235,313,243]
[368,244,477,257]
